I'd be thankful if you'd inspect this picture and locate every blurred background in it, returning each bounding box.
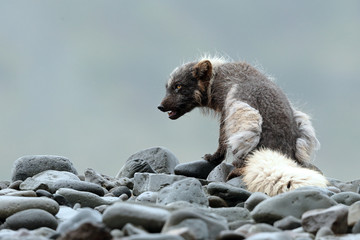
[0,1,359,181]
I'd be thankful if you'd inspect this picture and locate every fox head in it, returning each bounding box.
[158,60,213,119]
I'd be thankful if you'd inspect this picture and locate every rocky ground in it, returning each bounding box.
[0,146,360,240]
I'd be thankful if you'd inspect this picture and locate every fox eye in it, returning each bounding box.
[174,84,182,92]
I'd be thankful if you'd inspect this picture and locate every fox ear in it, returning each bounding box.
[192,60,212,82]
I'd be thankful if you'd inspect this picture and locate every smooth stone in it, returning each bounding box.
[132,173,186,196]
[117,158,156,179]
[301,204,349,234]
[84,168,116,190]
[157,178,208,206]
[273,215,302,230]
[174,159,218,179]
[102,202,170,232]
[251,190,337,224]
[123,223,148,236]
[55,188,112,208]
[316,226,334,238]
[208,196,228,208]
[0,196,59,220]
[348,201,360,226]
[217,230,246,240]
[2,209,58,230]
[331,192,360,206]
[36,189,53,198]
[353,220,360,233]
[244,192,269,211]
[0,189,17,195]
[5,190,36,197]
[117,146,179,178]
[207,182,251,206]
[8,180,22,190]
[295,186,335,197]
[245,232,303,240]
[55,206,79,223]
[53,193,70,206]
[225,176,248,189]
[235,223,280,236]
[57,222,112,240]
[208,207,251,223]
[49,180,105,196]
[327,178,360,193]
[165,227,197,240]
[136,191,158,203]
[121,234,184,240]
[0,181,10,190]
[0,229,50,240]
[57,208,102,234]
[111,186,131,198]
[162,209,228,240]
[229,220,255,231]
[11,155,77,182]
[207,162,235,182]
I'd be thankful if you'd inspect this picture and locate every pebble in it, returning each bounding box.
[251,190,337,224]
[102,202,170,232]
[207,162,235,182]
[162,209,228,240]
[136,191,158,203]
[273,215,302,230]
[0,196,59,220]
[84,168,117,190]
[301,204,349,234]
[348,201,360,226]
[327,178,360,193]
[121,234,184,240]
[110,186,131,198]
[0,181,10,190]
[132,172,186,196]
[208,195,228,208]
[8,180,22,190]
[2,209,58,230]
[55,188,113,208]
[116,158,156,178]
[157,178,208,206]
[5,190,37,197]
[207,182,251,206]
[331,192,360,206]
[353,220,360,233]
[235,223,280,236]
[11,155,78,182]
[174,159,218,179]
[244,192,269,211]
[117,146,179,178]
[57,222,112,240]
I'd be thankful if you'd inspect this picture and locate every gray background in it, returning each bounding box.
[1,1,359,181]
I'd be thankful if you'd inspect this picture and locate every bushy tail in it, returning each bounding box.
[242,149,328,196]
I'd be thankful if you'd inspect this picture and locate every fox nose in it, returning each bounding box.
[158,105,166,112]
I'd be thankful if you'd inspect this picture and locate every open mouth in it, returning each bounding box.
[167,111,178,119]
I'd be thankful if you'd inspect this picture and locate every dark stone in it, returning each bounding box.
[301,204,349,234]
[208,196,228,208]
[273,216,302,230]
[217,230,246,240]
[2,209,58,230]
[36,189,53,198]
[111,186,131,198]
[11,155,78,182]
[53,194,70,206]
[8,180,22,190]
[207,182,251,207]
[251,190,337,224]
[116,158,156,178]
[174,159,218,179]
[244,192,269,211]
[0,181,10,190]
[57,222,112,240]
[331,192,360,206]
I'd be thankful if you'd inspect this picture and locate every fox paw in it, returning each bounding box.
[226,168,243,181]
[203,153,224,164]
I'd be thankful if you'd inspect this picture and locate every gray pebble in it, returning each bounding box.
[327,178,360,193]
[136,191,158,203]
[244,192,269,211]
[0,181,10,190]
[8,180,22,190]
[102,202,170,232]
[111,186,131,198]
[123,223,148,236]
[331,192,360,206]
[207,182,251,207]
[36,189,53,198]
[348,201,360,226]
[157,178,208,206]
[55,188,112,208]
[315,226,334,238]
[0,196,59,220]
[353,220,360,233]
[121,233,184,240]
[273,215,301,230]
[207,162,235,182]
[301,204,348,234]
[208,195,228,208]
[174,159,218,179]
[117,158,156,178]
[11,155,77,182]
[2,209,57,230]
[251,190,337,224]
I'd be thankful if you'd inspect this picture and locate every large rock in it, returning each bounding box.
[11,155,78,182]
[174,160,218,179]
[116,147,179,178]
[0,196,59,220]
[102,202,170,232]
[301,204,349,234]
[20,170,104,196]
[2,209,58,230]
[251,190,337,224]
[207,182,251,206]
[162,209,228,240]
[157,178,208,206]
[133,173,186,196]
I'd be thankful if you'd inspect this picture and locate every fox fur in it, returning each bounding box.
[158,56,328,195]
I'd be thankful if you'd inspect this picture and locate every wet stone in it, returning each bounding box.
[11,155,77,182]
[174,159,218,179]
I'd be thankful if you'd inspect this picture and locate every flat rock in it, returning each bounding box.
[57,208,102,235]
[331,192,360,206]
[301,204,349,234]
[117,146,179,178]
[174,159,218,179]
[273,215,302,230]
[162,209,228,240]
[11,155,77,182]
[55,188,113,208]
[207,182,251,207]
[2,209,58,230]
[157,178,208,206]
[251,190,337,224]
[133,173,186,196]
[348,201,360,226]
[102,202,170,232]
[207,162,235,182]
[244,192,270,211]
[0,196,59,220]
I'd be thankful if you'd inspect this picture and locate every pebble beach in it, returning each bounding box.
[0,146,360,240]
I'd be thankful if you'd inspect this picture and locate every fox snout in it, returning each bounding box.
[157,104,166,112]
